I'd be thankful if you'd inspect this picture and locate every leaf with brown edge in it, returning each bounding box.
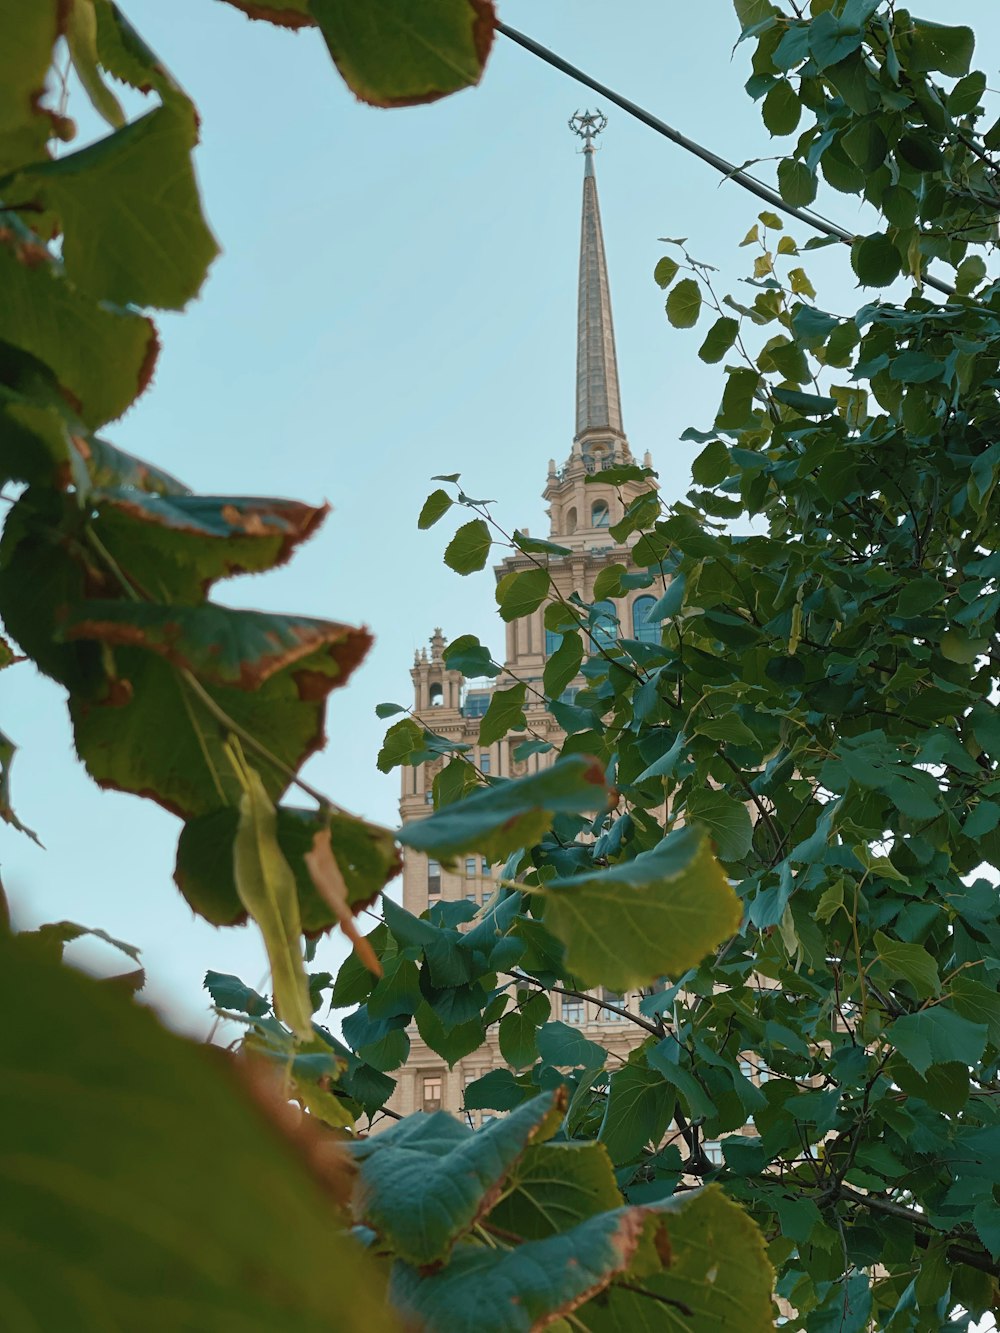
[309,0,495,108]
[69,647,338,821]
[0,0,61,174]
[91,490,329,601]
[304,826,382,975]
[217,0,314,27]
[0,931,399,1332]
[347,1089,568,1268]
[62,600,370,694]
[0,214,159,428]
[389,1200,668,1333]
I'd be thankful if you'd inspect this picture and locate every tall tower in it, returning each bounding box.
[387,115,657,1121]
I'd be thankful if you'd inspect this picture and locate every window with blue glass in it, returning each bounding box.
[632,595,659,645]
[590,600,617,651]
[544,627,561,655]
[591,499,610,527]
[463,692,491,718]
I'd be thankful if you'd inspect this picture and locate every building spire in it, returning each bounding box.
[569,109,624,443]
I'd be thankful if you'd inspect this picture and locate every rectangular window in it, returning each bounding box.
[480,753,491,775]
[739,1058,755,1082]
[562,997,585,1025]
[428,859,441,896]
[481,857,490,876]
[424,790,434,804]
[465,891,478,904]
[463,692,491,718]
[465,856,476,877]
[422,1075,443,1112]
[703,1140,724,1166]
[601,988,627,1020]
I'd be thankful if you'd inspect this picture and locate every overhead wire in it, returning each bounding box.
[495,21,956,299]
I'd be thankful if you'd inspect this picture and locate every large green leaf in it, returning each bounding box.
[397,755,607,862]
[175,804,400,929]
[488,1142,622,1241]
[0,215,158,427]
[478,680,527,747]
[445,517,492,574]
[347,1090,565,1265]
[218,0,494,106]
[92,490,329,601]
[495,567,551,622]
[598,1055,673,1165]
[12,104,219,310]
[575,1187,775,1332]
[68,645,347,820]
[886,1006,988,1076]
[0,933,398,1331]
[388,1204,665,1333]
[685,787,754,862]
[541,827,742,989]
[0,0,60,172]
[63,600,370,693]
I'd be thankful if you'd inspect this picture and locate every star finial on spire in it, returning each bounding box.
[569,108,607,154]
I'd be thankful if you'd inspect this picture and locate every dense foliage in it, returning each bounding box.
[4,0,1000,1328]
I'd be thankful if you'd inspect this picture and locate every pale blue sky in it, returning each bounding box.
[3,0,997,1031]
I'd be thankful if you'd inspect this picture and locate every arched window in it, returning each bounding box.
[565,506,577,534]
[590,599,617,651]
[632,595,659,645]
[429,682,443,706]
[545,627,562,655]
[591,499,610,528]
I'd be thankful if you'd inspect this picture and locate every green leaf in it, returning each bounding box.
[204,969,271,1016]
[543,631,584,699]
[307,0,494,107]
[537,1020,607,1071]
[886,1006,988,1076]
[873,931,940,999]
[906,20,974,77]
[443,634,500,678]
[499,1009,540,1070]
[64,602,370,819]
[378,717,433,773]
[398,755,607,863]
[488,1143,622,1240]
[91,489,330,602]
[513,530,572,557]
[479,681,527,747]
[13,104,219,310]
[698,316,740,365]
[0,217,158,428]
[762,79,801,135]
[375,701,406,718]
[666,278,702,329]
[716,367,760,429]
[0,0,59,173]
[418,487,453,529]
[389,1201,663,1333]
[0,934,397,1333]
[950,977,1000,1049]
[654,256,679,288]
[542,827,743,990]
[685,788,754,862]
[777,158,817,206]
[851,232,902,287]
[347,1090,563,1266]
[463,1067,528,1111]
[495,567,551,622]
[577,1187,775,1332]
[0,726,40,844]
[445,518,492,574]
[598,1056,673,1164]
[231,765,312,1037]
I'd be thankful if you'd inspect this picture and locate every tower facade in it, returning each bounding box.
[388,115,657,1120]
